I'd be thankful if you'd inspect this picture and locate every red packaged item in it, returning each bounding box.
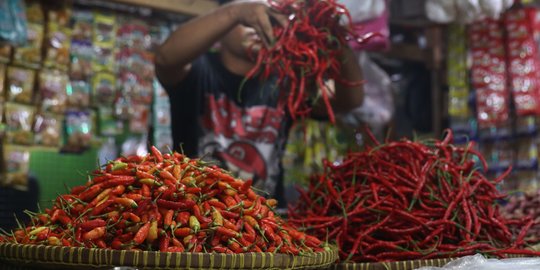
[468,18,510,128]
[504,8,540,116]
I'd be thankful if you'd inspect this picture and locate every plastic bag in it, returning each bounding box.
[339,0,385,24]
[0,0,28,46]
[7,66,35,104]
[338,52,393,133]
[38,70,68,114]
[44,22,71,70]
[426,0,457,23]
[12,22,42,68]
[347,0,389,51]
[67,80,91,108]
[33,112,62,147]
[5,102,35,145]
[71,9,93,42]
[2,144,30,190]
[92,72,116,106]
[416,254,540,270]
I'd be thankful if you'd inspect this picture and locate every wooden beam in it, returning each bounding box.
[109,0,218,16]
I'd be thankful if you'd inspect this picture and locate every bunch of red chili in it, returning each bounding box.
[288,129,540,262]
[245,0,362,123]
[0,146,324,255]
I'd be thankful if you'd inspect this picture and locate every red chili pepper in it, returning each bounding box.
[133,222,151,245]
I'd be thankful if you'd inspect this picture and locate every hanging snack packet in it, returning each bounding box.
[38,70,68,114]
[33,112,62,147]
[24,0,43,23]
[2,144,30,190]
[64,110,93,149]
[5,102,35,145]
[67,80,90,108]
[47,6,71,27]
[71,9,93,42]
[13,23,43,68]
[44,23,71,70]
[97,106,122,136]
[92,12,116,72]
[69,41,93,80]
[7,66,35,104]
[92,72,116,106]
[117,19,151,50]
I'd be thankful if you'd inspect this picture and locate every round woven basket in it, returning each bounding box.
[332,258,455,270]
[0,243,338,270]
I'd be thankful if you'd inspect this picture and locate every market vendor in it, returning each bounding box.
[154,0,364,205]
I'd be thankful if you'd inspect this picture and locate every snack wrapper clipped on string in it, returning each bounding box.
[244,0,380,123]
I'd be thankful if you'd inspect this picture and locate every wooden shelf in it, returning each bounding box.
[109,0,218,16]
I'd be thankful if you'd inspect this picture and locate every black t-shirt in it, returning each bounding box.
[164,52,291,202]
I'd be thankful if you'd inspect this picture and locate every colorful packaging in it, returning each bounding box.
[71,9,93,42]
[24,0,43,23]
[119,71,153,104]
[504,8,540,116]
[44,23,72,70]
[5,102,35,145]
[33,112,62,147]
[7,66,35,104]
[38,70,68,114]
[117,49,154,80]
[92,72,116,106]
[65,110,93,149]
[13,23,43,68]
[117,19,151,50]
[47,7,72,27]
[2,144,30,189]
[67,80,91,108]
[468,18,509,128]
[93,12,116,72]
[447,24,469,118]
[97,106,122,136]
[69,41,94,81]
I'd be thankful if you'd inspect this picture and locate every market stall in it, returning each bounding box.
[1,0,540,269]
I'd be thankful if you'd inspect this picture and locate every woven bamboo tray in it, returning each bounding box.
[0,243,338,270]
[332,258,455,270]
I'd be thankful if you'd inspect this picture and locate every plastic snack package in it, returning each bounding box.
[64,109,93,149]
[6,66,35,104]
[2,144,30,190]
[67,80,91,108]
[44,22,71,71]
[93,12,116,47]
[5,102,35,145]
[47,6,72,27]
[38,70,68,114]
[24,0,43,23]
[13,23,43,68]
[69,41,94,81]
[92,72,116,106]
[97,106,123,136]
[33,112,62,147]
[71,9,93,42]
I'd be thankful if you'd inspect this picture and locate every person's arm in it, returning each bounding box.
[311,47,364,117]
[155,1,287,87]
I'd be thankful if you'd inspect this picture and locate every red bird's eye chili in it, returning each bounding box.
[1,145,323,255]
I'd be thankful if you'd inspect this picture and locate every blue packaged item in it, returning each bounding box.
[0,0,28,46]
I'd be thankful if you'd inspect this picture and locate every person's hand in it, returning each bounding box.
[226,0,289,47]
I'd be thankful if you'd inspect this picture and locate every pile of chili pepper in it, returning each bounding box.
[502,192,540,244]
[245,0,364,123]
[0,146,324,254]
[288,129,540,262]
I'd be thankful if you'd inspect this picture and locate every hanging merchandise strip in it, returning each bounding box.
[447,24,469,119]
[469,18,509,128]
[505,7,540,116]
